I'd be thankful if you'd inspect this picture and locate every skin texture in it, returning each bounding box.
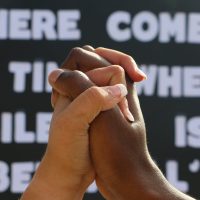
[52,46,195,200]
[21,46,195,200]
[21,70,128,200]
[55,46,146,199]
[55,47,150,199]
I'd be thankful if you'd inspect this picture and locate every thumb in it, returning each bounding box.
[65,84,127,126]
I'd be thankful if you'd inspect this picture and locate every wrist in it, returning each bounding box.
[104,154,193,200]
[21,155,88,200]
[140,158,195,200]
[118,156,195,200]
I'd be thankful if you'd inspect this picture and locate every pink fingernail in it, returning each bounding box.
[126,109,135,122]
[107,84,127,98]
[124,99,134,122]
[48,69,64,84]
[137,68,147,80]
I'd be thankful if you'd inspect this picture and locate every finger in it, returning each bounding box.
[52,46,110,109]
[49,69,143,122]
[60,47,110,72]
[86,65,126,86]
[49,69,93,99]
[59,47,138,118]
[50,66,130,119]
[49,68,127,105]
[66,84,127,128]
[94,47,146,117]
[61,46,147,83]
[95,47,147,82]
[86,65,134,122]
[50,66,130,118]
[48,69,128,128]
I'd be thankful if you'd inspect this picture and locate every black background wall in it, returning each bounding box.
[0,0,200,199]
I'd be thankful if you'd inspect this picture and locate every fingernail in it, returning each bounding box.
[48,69,64,84]
[124,99,134,122]
[126,109,135,122]
[137,68,147,80]
[107,84,127,98]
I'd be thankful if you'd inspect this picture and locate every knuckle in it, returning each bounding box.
[112,65,125,75]
[68,70,84,81]
[82,44,94,50]
[111,65,126,83]
[65,71,82,90]
[88,86,102,98]
[72,70,89,81]
[60,47,82,70]
[95,47,103,52]
[126,55,133,61]
[124,54,135,63]
[87,86,104,105]
[126,55,137,66]
[68,47,82,58]
[71,70,81,77]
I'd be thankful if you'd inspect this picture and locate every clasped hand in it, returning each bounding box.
[47,46,147,199]
[21,46,194,200]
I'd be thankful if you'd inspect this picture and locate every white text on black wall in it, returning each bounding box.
[0,9,81,40]
[107,11,200,43]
